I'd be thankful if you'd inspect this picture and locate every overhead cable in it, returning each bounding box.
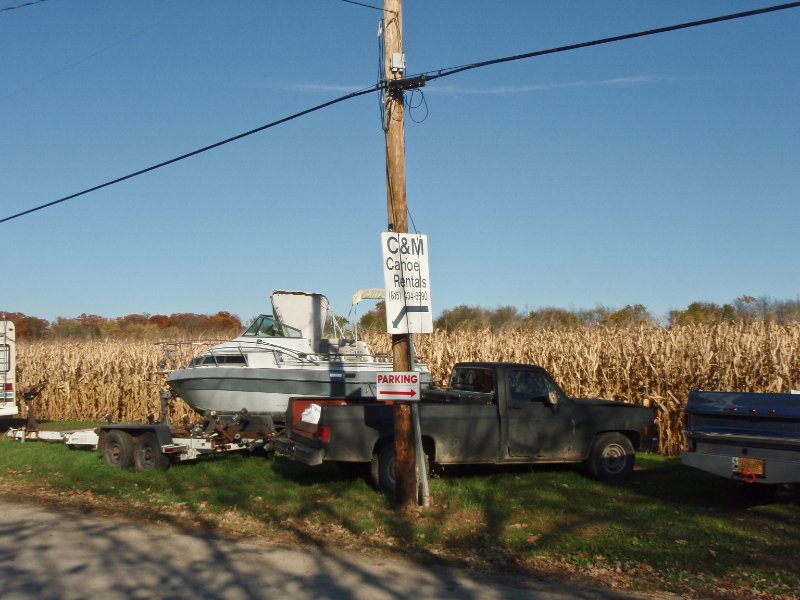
[0,0,47,14]
[0,86,378,224]
[421,2,800,83]
[333,0,395,14]
[3,1,798,224]
[2,0,207,102]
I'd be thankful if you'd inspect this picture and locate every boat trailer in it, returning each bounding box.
[5,389,282,471]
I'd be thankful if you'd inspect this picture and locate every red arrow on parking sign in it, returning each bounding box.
[376,372,421,401]
[379,389,417,398]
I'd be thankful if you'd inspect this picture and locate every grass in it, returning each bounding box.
[0,428,798,599]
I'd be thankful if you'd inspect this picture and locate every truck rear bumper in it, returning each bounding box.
[682,450,800,485]
[273,436,324,466]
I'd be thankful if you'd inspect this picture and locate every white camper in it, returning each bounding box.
[1,320,17,417]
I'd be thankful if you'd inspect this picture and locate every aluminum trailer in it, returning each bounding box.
[5,392,281,471]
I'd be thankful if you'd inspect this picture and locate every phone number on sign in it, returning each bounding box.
[389,290,429,302]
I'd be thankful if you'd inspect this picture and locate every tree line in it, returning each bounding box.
[6,295,800,339]
[1,311,242,340]
[358,295,800,332]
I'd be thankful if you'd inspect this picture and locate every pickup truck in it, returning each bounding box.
[274,362,654,492]
[681,390,800,486]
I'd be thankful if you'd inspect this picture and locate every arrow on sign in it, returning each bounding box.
[379,389,417,398]
[392,305,430,328]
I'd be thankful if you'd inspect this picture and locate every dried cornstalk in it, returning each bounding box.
[16,323,800,456]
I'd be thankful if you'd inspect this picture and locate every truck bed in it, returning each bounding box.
[682,390,800,484]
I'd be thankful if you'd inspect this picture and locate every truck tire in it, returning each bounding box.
[134,432,170,471]
[586,432,634,481]
[102,430,134,469]
[371,444,397,494]
[370,444,430,495]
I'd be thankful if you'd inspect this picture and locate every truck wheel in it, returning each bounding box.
[370,444,430,495]
[586,432,634,481]
[102,430,134,469]
[371,444,397,494]
[134,432,170,471]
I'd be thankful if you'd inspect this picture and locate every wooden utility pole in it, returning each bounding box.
[383,0,416,508]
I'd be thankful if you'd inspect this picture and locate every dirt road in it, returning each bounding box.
[0,498,674,600]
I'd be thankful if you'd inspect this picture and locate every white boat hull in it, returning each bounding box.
[167,363,432,417]
[165,289,433,418]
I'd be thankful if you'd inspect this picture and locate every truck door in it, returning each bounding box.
[506,368,574,458]
[0,321,17,417]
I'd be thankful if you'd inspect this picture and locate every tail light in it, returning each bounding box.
[3,383,12,391]
[317,426,331,443]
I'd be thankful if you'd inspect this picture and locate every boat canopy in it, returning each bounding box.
[271,291,329,351]
[351,288,384,306]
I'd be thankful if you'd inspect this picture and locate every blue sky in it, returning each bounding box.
[2,0,798,324]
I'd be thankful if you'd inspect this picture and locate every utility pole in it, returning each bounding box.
[383,0,416,509]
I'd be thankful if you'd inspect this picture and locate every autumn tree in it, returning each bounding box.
[526,307,583,329]
[0,312,49,338]
[668,302,735,326]
[358,301,387,332]
[600,304,655,328]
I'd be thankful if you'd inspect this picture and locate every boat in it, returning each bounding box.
[165,290,432,419]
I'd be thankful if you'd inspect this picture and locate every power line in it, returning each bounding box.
[332,0,394,14]
[2,0,207,102]
[421,2,800,83]
[3,1,798,224]
[0,85,378,224]
[0,0,47,14]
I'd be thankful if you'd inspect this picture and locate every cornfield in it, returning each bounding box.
[370,321,800,455]
[14,341,206,425]
[15,322,800,455]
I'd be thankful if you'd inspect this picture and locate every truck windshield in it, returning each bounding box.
[241,315,303,338]
[450,367,494,393]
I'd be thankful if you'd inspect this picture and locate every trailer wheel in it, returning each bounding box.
[586,432,634,481]
[134,432,170,471]
[102,430,134,469]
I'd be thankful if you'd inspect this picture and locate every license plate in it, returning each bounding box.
[734,457,765,476]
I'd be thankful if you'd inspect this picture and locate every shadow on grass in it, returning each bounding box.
[270,455,366,487]
[622,454,800,510]
[366,454,800,595]
[4,436,798,598]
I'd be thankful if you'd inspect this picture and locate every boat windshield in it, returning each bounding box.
[242,315,303,338]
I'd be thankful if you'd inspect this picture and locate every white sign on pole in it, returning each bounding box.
[376,371,421,401]
[381,232,433,334]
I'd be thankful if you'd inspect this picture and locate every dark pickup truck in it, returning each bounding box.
[274,362,654,491]
[682,390,800,486]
